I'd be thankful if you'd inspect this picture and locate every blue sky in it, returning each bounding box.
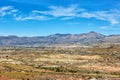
[0,0,120,36]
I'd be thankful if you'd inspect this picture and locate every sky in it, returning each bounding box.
[0,0,120,36]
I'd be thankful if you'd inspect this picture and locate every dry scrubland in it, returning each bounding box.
[0,45,120,80]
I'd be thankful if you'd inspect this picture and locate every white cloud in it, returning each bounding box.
[0,6,18,17]
[48,5,84,17]
[32,5,120,25]
[79,10,120,25]
[33,5,85,17]
[15,15,53,21]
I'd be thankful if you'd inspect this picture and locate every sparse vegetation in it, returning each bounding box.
[0,45,120,80]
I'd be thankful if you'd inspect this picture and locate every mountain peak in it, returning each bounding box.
[89,31,98,34]
[88,31,105,36]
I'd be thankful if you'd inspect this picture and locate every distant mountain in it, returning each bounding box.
[103,35,120,43]
[0,31,120,46]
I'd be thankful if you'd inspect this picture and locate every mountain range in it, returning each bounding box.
[0,31,120,46]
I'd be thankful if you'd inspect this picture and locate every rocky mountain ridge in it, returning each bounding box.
[0,31,120,46]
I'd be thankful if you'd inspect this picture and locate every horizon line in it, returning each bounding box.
[0,31,120,37]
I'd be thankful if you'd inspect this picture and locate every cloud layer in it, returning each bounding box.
[0,6,18,17]
[0,5,120,25]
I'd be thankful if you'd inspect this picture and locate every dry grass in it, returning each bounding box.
[0,46,120,80]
